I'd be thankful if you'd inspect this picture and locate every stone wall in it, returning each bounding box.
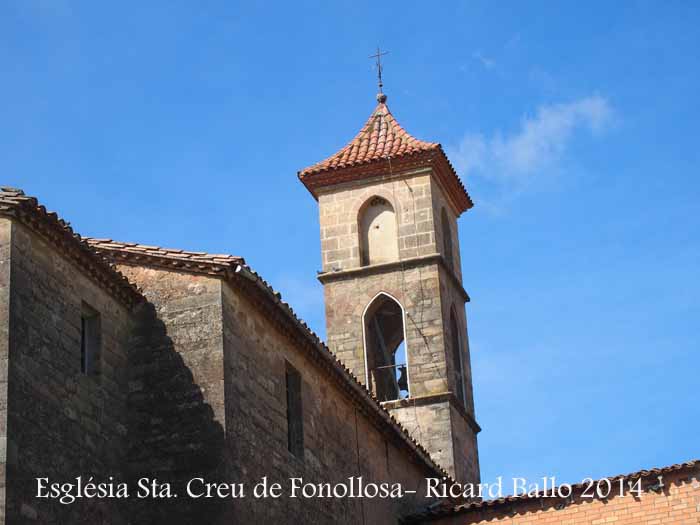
[320,255,479,482]
[115,265,227,524]
[446,404,479,485]
[438,265,480,484]
[317,171,437,272]
[383,399,455,484]
[0,220,11,522]
[323,262,447,397]
[221,280,440,524]
[383,397,479,485]
[409,465,700,525]
[430,178,463,283]
[112,262,449,524]
[439,268,474,417]
[316,170,464,278]
[5,221,132,524]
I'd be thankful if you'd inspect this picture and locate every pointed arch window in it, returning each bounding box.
[449,308,466,407]
[441,208,454,271]
[359,197,399,266]
[363,293,409,401]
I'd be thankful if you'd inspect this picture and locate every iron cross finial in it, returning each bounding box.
[369,47,389,103]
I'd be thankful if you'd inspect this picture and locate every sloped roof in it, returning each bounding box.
[86,238,244,274]
[402,459,700,523]
[0,188,142,306]
[298,99,473,215]
[300,102,440,175]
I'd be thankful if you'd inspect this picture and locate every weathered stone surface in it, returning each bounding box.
[318,173,437,272]
[0,168,479,524]
[221,281,437,524]
[118,266,226,524]
[5,221,132,523]
[0,220,11,523]
[0,207,459,524]
[317,171,480,484]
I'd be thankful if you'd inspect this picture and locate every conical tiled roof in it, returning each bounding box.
[299,101,440,176]
[298,99,473,214]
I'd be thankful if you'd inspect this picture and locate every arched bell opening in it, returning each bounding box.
[362,292,409,401]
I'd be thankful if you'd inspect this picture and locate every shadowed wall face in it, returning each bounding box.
[0,221,12,523]
[117,266,227,525]
[4,221,132,524]
[116,264,442,525]
[220,281,439,525]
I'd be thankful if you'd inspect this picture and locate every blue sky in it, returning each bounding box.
[2,1,698,488]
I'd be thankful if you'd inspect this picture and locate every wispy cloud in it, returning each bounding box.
[472,50,496,70]
[449,96,613,210]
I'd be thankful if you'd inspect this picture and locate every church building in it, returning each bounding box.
[0,85,695,525]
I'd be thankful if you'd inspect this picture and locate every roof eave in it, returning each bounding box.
[0,188,143,307]
[298,147,474,215]
[401,459,700,523]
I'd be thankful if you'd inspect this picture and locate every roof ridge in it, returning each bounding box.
[297,103,474,215]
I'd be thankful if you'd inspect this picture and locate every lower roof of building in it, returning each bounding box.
[402,459,700,523]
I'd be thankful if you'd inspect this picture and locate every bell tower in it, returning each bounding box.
[298,89,481,483]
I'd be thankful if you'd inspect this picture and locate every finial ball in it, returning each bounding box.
[376,93,387,104]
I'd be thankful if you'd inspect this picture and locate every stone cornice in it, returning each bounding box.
[313,166,433,198]
[382,391,481,435]
[317,253,471,303]
[299,148,473,217]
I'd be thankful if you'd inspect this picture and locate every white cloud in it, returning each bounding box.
[449,96,613,206]
[473,50,497,70]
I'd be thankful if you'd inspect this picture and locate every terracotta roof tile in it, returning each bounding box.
[298,101,474,215]
[402,459,700,523]
[299,102,439,177]
[0,188,143,306]
[84,238,244,271]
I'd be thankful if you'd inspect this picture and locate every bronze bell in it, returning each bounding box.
[397,365,408,393]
